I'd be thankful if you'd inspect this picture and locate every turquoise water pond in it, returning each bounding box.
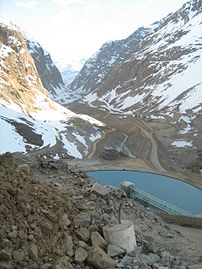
[87,170,202,215]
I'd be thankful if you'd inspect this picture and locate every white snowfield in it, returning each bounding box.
[31,93,103,127]
[0,99,103,158]
[150,11,202,112]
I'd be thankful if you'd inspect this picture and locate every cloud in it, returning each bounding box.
[15,0,37,9]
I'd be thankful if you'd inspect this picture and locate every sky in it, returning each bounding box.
[0,0,188,68]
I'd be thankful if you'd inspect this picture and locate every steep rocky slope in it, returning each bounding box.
[0,17,103,157]
[27,41,81,104]
[83,0,202,116]
[27,40,64,97]
[69,27,153,95]
[0,152,202,268]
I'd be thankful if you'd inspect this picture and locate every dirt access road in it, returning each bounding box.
[87,127,116,159]
[87,113,166,173]
[127,117,166,173]
[68,102,202,189]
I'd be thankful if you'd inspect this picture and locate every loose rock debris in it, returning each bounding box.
[0,152,202,268]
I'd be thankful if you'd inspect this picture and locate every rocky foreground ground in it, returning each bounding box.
[0,153,202,269]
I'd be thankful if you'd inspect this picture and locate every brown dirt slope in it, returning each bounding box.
[0,153,202,268]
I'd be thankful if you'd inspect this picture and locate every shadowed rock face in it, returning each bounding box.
[70,0,202,116]
[89,0,202,115]
[69,27,152,94]
[27,40,64,96]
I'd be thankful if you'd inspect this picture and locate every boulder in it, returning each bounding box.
[39,221,53,235]
[0,250,11,261]
[88,246,117,269]
[74,247,88,263]
[28,244,38,260]
[117,255,139,268]
[160,251,174,266]
[107,244,125,257]
[12,249,25,262]
[64,235,74,257]
[76,227,90,242]
[59,213,71,229]
[91,231,107,249]
[147,241,160,254]
[17,164,30,175]
[92,183,111,197]
[73,213,91,228]
[55,263,74,269]
[139,253,160,265]
[55,256,75,269]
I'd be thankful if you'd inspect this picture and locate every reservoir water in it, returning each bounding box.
[87,170,202,215]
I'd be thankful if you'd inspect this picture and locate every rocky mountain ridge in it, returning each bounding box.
[0,17,103,157]
[27,40,64,97]
[64,0,202,174]
[81,0,202,117]
[27,40,78,104]
[69,26,153,96]
[66,0,202,120]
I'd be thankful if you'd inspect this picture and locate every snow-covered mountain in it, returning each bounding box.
[27,41,79,104]
[55,59,85,87]
[0,17,103,157]
[59,65,79,87]
[69,27,153,95]
[72,0,202,117]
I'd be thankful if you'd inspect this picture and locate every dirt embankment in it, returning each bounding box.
[159,213,202,229]
[0,152,202,268]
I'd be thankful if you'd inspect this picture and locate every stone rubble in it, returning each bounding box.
[91,231,108,249]
[0,153,202,269]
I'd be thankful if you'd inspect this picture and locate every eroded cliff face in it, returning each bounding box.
[0,21,49,115]
[27,40,64,96]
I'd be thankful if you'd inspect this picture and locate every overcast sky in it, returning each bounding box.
[1,0,188,67]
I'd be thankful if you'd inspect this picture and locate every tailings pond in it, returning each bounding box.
[87,170,202,215]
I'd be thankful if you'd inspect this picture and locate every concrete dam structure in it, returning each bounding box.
[120,181,194,217]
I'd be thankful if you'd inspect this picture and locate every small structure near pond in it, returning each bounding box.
[120,181,193,217]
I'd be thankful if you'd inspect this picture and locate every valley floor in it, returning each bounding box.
[67,102,202,190]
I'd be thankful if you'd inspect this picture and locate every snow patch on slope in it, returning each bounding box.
[0,103,102,158]
[172,140,195,148]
